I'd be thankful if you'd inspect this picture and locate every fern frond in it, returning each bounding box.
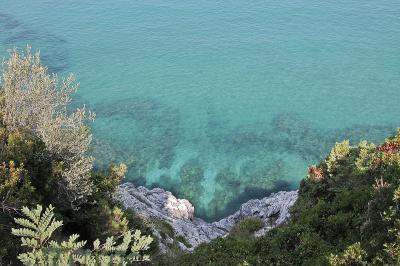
[11,228,36,238]
[37,205,55,234]
[104,236,116,252]
[48,240,60,248]
[21,237,39,248]
[12,204,153,265]
[18,251,41,266]
[59,234,86,250]
[13,218,37,230]
[114,230,132,253]
[42,220,63,241]
[93,239,100,250]
[132,229,153,252]
[20,205,42,225]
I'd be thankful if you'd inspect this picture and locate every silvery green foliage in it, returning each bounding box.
[0,47,95,204]
[12,205,153,266]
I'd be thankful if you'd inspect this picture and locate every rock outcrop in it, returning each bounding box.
[116,183,298,252]
[213,190,298,237]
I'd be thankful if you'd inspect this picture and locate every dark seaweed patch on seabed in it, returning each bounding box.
[90,97,398,221]
[0,11,70,73]
[92,96,182,170]
[0,12,20,31]
[207,111,396,162]
[92,98,397,177]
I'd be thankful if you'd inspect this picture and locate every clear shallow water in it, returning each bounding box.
[1,0,400,220]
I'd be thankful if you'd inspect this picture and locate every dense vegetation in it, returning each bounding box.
[167,136,400,265]
[0,48,155,265]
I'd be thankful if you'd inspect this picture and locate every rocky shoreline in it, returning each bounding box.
[116,183,298,253]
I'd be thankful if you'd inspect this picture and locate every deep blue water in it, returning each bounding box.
[1,0,400,220]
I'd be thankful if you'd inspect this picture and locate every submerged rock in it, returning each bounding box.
[116,183,298,252]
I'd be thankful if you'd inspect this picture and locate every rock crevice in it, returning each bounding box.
[116,183,298,252]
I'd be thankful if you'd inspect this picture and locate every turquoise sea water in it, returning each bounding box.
[1,0,400,220]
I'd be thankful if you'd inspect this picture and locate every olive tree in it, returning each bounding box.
[0,47,95,205]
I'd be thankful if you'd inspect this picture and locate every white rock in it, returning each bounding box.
[115,183,298,252]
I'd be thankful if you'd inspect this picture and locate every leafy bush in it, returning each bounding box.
[12,204,153,265]
[164,236,257,266]
[1,47,95,205]
[329,242,367,266]
[230,217,263,237]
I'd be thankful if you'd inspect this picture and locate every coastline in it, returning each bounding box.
[116,182,298,253]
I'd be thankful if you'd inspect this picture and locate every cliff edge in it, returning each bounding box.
[116,183,298,252]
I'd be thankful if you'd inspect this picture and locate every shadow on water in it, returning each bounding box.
[201,180,292,222]
[0,12,69,74]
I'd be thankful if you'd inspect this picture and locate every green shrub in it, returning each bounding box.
[175,235,192,248]
[230,217,264,237]
[150,218,175,239]
[329,242,367,266]
[12,204,153,265]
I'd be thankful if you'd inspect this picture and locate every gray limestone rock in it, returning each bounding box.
[115,183,298,252]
